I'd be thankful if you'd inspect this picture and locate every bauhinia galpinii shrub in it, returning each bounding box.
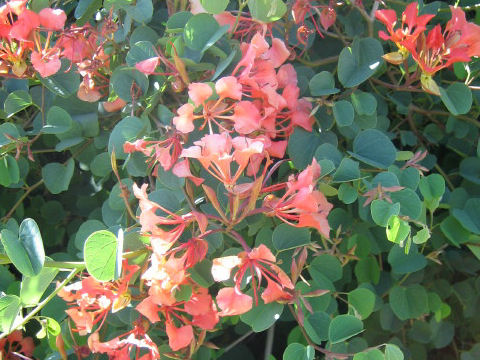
[1,0,480,359]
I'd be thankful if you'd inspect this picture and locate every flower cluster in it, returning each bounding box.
[376,2,480,94]
[0,331,34,360]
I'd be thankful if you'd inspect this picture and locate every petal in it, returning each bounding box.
[165,322,193,351]
[212,256,242,281]
[233,101,262,134]
[135,57,159,75]
[215,76,242,100]
[173,103,195,133]
[136,296,160,323]
[39,8,66,30]
[248,244,276,262]
[264,38,290,68]
[188,82,213,107]
[216,287,253,316]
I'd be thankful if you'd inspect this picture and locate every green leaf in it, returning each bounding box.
[412,228,430,245]
[84,230,118,282]
[166,11,192,31]
[351,91,377,116]
[0,295,21,333]
[333,100,355,127]
[4,90,32,118]
[459,157,480,185]
[440,216,470,247]
[337,38,383,88]
[90,153,112,177]
[188,259,214,287]
[452,198,480,234]
[338,183,358,204]
[287,128,324,169]
[42,106,73,134]
[183,14,220,51]
[390,188,422,220]
[20,266,59,306]
[42,159,75,194]
[0,123,21,146]
[110,66,149,102]
[355,256,380,284]
[282,343,314,360]
[351,129,396,169]
[272,223,310,251]
[439,82,472,115]
[309,254,342,282]
[419,174,445,211]
[0,155,20,187]
[333,158,361,182]
[125,41,157,67]
[248,0,287,23]
[304,312,331,343]
[240,299,283,332]
[353,349,384,360]
[127,0,153,23]
[75,0,102,26]
[74,220,108,251]
[328,314,364,344]
[108,116,149,160]
[309,71,339,96]
[386,215,410,245]
[1,219,45,277]
[40,59,80,97]
[200,0,229,14]
[388,245,427,274]
[389,285,428,320]
[371,200,400,227]
[385,344,404,360]
[348,288,375,320]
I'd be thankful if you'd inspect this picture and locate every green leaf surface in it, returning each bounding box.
[459,157,480,185]
[389,285,428,320]
[310,71,339,96]
[282,343,314,360]
[388,245,427,274]
[43,106,73,134]
[353,349,384,360]
[200,0,229,13]
[371,200,400,227]
[348,288,375,319]
[42,159,75,194]
[452,198,480,234]
[240,299,283,332]
[272,223,310,251]
[287,128,323,169]
[110,66,149,102]
[20,266,59,306]
[84,230,118,281]
[333,158,361,182]
[309,254,342,282]
[333,100,355,127]
[439,82,472,115]
[328,314,364,344]
[304,311,331,343]
[0,295,21,333]
[40,60,80,97]
[0,155,20,187]
[4,90,32,118]
[337,38,383,88]
[108,116,149,160]
[354,256,380,284]
[351,129,396,169]
[183,14,220,51]
[1,218,45,277]
[386,215,410,244]
[419,174,445,211]
[248,0,287,23]
[351,91,377,116]
[385,344,404,360]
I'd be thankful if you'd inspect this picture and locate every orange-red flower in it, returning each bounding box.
[0,330,34,360]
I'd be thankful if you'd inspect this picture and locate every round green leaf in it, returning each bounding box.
[333,158,361,182]
[338,38,383,88]
[439,82,472,115]
[351,129,396,169]
[125,41,157,67]
[354,257,380,284]
[371,200,400,227]
[351,91,377,116]
[309,71,339,96]
[240,299,283,332]
[459,157,480,185]
[42,159,75,194]
[39,59,80,97]
[348,288,375,320]
[309,254,342,282]
[389,285,428,320]
[0,295,21,333]
[90,152,112,177]
[4,90,32,118]
[452,198,480,234]
[288,128,324,169]
[200,0,229,14]
[111,66,149,102]
[388,245,427,274]
[338,183,358,204]
[385,344,404,360]
[42,106,73,134]
[272,223,310,251]
[108,116,149,160]
[248,0,287,23]
[304,311,331,343]
[419,174,445,211]
[74,219,107,251]
[0,218,45,277]
[0,123,21,146]
[183,13,220,51]
[390,188,422,220]
[328,314,364,344]
[283,343,314,360]
[84,230,118,281]
[333,100,355,127]
[440,216,470,247]
[353,349,384,360]
[0,155,20,187]
[20,266,59,306]
[386,215,410,245]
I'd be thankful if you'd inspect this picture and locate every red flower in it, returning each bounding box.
[0,331,34,360]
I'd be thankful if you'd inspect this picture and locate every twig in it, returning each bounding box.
[223,330,254,353]
[264,325,275,360]
[1,179,44,223]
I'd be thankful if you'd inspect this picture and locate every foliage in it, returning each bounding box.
[1,0,480,359]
